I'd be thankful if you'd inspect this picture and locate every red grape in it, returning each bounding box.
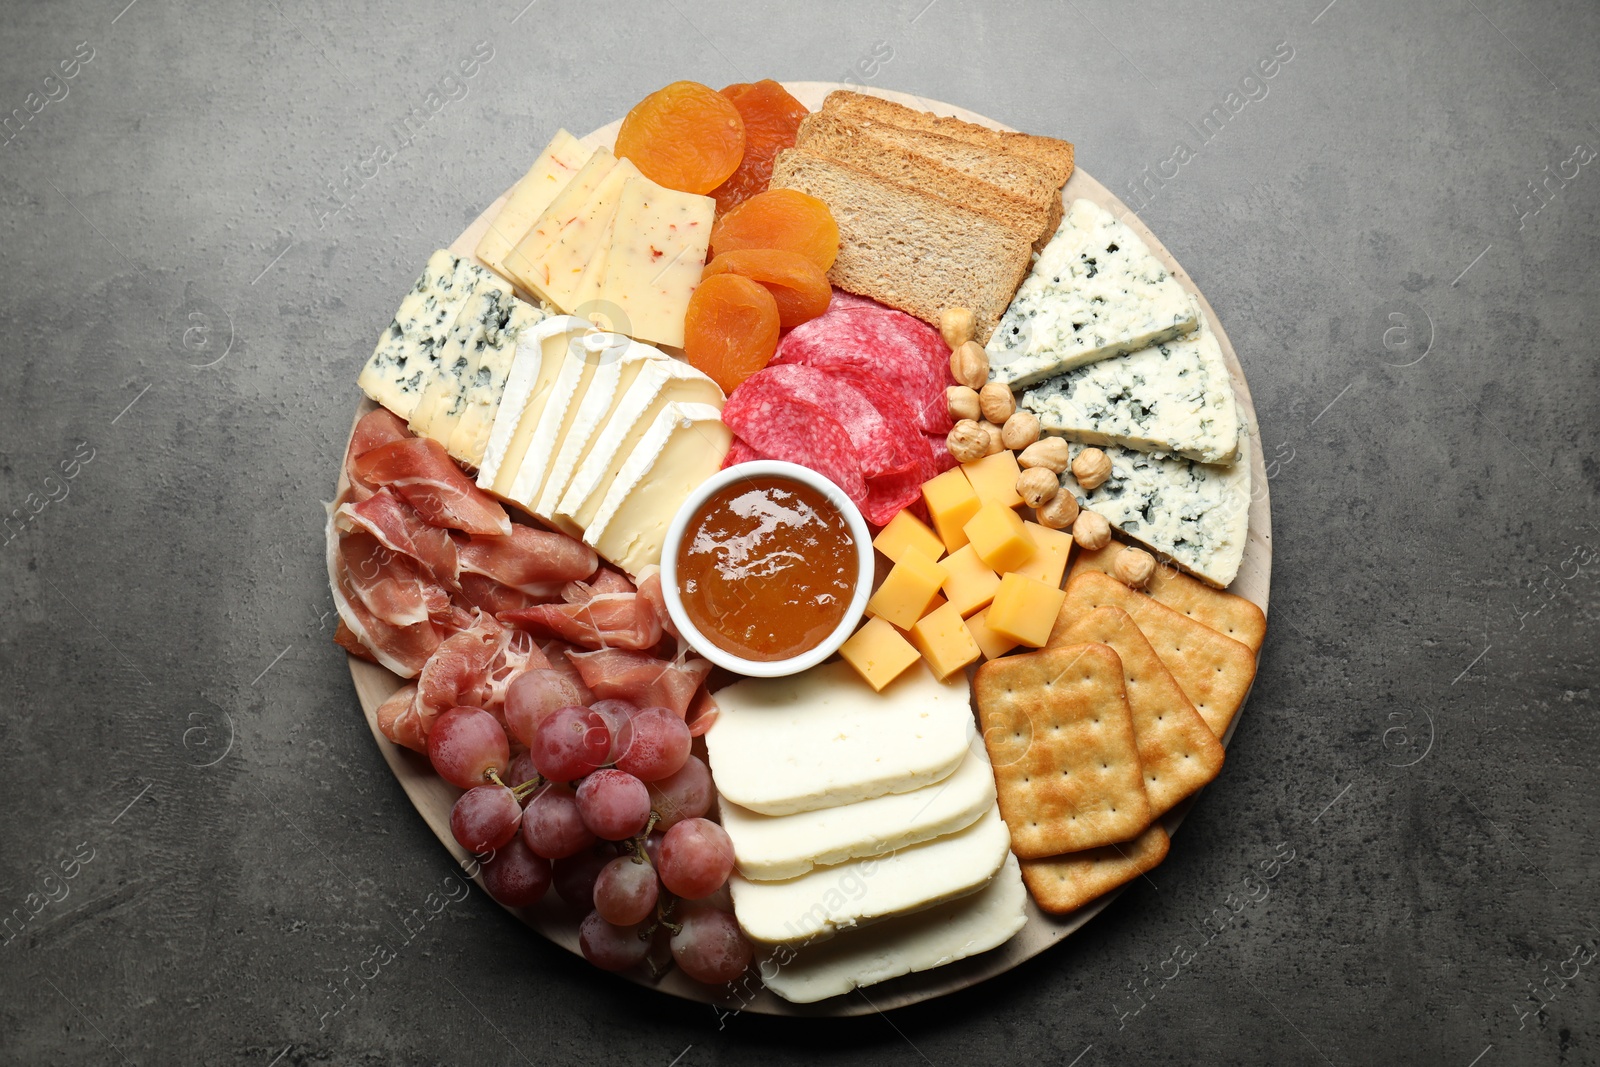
[450,784,522,853]
[507,750,539,791]
[658,818,735,899]
[579,911,652,971]
[531,705,611,782]
[480,836,552,908]
[646,755,713,830]
[615,708,692,782]
[504,669,585,747]
[670,906,752,984]
[576,769,651,840]
[642,831,665,869]
[428,706,510,789]
[552,850,610,909]
[521,785,595,859]
[590,699,639,762]
[593,855,660,925]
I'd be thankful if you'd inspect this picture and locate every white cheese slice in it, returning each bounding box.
[474,129,593,282]
[1021,306,1240,464]
[582,401,731,578]
[476,315,586,495]
[720,748,996,881]
[444,298,548,467]
[761,854,1027,1003]
[1067,427,1252,587]
[551,359,724,536]
[504,148,617,297]
[596,177,714,348]
[987,199,1197,388]
[728,806,1011,946]
[406,284,516,444]
[500,329,623,509]
[531,338,664,524]
[704,661,974,817]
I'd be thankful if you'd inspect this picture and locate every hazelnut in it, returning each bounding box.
[1000,410,1040,450]
[1017,467,1059,509]
[1071,447,1113,491]
[1035,488,1080,530]
[1072,510,1112,550]
[1113,547,1157,589]
[1018,438,1071,474]
[946,385,981,423]
[939,307,976,350]
[950,341,989,390]
[979,382,1016,424]
[947,420,989,463]
[978,420,1005,455]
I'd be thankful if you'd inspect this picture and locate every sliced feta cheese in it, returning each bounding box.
[704,661,974,817]
[444,298,547,467]
[582,401,731,578]
[728,806,1011,946]
[406,283,516,444]
[987,199,1197,389]
[476,316,588,496]
[475,129,593,282]
[551,359,724,536]
[1021,306,1240,464]
[761,854,1027,1003]
[1068,428,1252,588]
[597,177,715,349]
[720,748,996,881]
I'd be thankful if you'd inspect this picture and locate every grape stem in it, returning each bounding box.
[491,769,547,802]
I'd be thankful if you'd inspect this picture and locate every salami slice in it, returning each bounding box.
[772,307,954,436]
[719,385,868,506]
[925,433,960,474]
[737,364,907,477]
[862,463,926,527]
[720,438,766,470]
[826,289,890,314]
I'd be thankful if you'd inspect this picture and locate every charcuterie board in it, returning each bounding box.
[337,81,1270,1016]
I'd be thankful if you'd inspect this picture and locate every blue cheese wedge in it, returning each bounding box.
[1067,430,1251,588]
[986,199,1197,389]
[407,284,516,445]
[1021,306,1240,464]
[443,297,548,467]
[357,250,472,418]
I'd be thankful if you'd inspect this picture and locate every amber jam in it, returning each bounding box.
[675,475,858,663]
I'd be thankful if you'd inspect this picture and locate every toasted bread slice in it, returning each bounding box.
[821,90,1075,187]
[770,147,1032,343]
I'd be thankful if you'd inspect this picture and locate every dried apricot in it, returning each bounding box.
[683,274,781,394]
[710,189,840,273]
[702,249,831,329]
[712,80,810,215]
[615,81,745,195]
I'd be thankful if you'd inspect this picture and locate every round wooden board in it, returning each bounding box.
[341,82,1271,1016]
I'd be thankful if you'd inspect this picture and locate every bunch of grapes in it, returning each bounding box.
[424,672,752,985]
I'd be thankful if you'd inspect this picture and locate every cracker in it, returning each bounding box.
[1050,572,1256,738]
[1019,824,1171,914]
[1055,606,1224,815]
[974,643,1152,858]
[1071,541,1266,652]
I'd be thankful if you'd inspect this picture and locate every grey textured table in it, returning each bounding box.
[2,1,1596,1064]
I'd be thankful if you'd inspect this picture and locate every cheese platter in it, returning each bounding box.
[331,80,1271,1017]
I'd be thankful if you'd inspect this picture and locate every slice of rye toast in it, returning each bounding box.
[795,111,1058,246]
[770,147,1034,344]
[820,90,1076,187]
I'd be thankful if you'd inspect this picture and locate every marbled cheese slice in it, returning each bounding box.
[444,298,548,467]
[407,283,516,445]
[358,251,498,418]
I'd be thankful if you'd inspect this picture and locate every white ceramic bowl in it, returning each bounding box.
[659,461,875,678]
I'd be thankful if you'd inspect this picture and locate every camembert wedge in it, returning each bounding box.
[476,316,590,497]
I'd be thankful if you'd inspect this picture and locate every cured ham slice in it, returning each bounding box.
[457,525,598,595]
[685,688,719,737]
[499,591,663,651]
[634,566,681,643]
[376,684,426,752]
[540,641,596,704]
[565,649,712,718]
[456,573,558,616]
[333,620,378,664]
[338,529,447,627]
[336,488,460,589]
[352,437,512,536]
[346,408,411,493]
[326,503,441,678]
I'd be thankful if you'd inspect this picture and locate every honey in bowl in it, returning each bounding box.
[676,475,859,663]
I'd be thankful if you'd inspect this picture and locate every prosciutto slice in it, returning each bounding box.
[352,437,512,536]
[456,573,559,616]
[326,503,441,678]
[336,488,459,589]
[346,408,411,493]
[457,525,597,594]
[338,529,447,627]
[499,593,663,651]
[565,649,712,718]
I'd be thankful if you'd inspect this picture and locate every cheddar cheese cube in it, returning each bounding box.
[839,617,922,691]
[940,544,1001,617]
[873,510,946,565]
[909,602,982,680]
[866,548,948,630]
[963,502,1035,573]
[1013,521,1074,589]
[961,450,1023,509]
[922,468,982,552]
[964,606,1020,661]
[987,571,1067,647]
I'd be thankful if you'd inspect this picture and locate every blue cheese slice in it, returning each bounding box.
[1021,306,1240,464]
[407,284,515,445]
[986,199,1197,389]
[1067,429,1251,588]
[357,250,470,418]
[443,297,548,467]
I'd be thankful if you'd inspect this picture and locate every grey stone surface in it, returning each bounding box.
[1,0,1596,1063]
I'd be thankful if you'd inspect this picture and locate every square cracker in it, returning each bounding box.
[1020,824,1171,914]
[1055,606,1224,815]
[1071,542,1267,652]
[1050,572,1256,739]
[974,643,1152,858]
